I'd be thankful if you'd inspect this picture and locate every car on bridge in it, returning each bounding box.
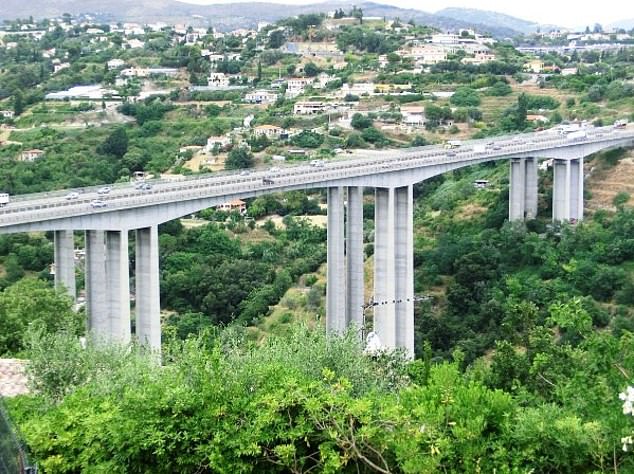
[136,182,153,191]
[97,186,112,195]
[65,192,79,200]
[90,199,107,208]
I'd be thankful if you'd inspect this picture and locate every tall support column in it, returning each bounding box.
[135,226,161,352]
[374,188,396,349]
[54,230,76,301]
[394,185,414,358]
[524,157,539,219]
[345,186,364,332]
[509,158,526,221]
[106,231,131,344]
[569,157,584,221]
[327,186,346,333]
[552,159,570,221]
[85,230,108,339]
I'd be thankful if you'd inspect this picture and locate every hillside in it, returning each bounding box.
[435,7,542,34]
[0,0,525,36]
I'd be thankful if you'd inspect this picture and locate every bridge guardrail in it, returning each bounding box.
[0,127,633,226]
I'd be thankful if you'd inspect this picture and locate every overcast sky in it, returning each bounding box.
[177,0,633,29]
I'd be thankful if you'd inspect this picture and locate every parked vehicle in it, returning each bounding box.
[90,199,107,208]
[0,193,9,207]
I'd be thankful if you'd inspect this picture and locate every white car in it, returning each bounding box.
[97,186,112,195]
[65,192,79,200]
[240,170,251,176]
[90,199,107,208]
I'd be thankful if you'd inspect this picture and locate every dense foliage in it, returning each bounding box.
[7,322,634,473]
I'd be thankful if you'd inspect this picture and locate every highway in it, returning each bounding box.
[0,124,633,228]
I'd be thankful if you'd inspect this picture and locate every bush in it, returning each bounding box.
[351,113,373,130]
[225,146,254,169]
[450,87,481,107]
[290,130,324,148]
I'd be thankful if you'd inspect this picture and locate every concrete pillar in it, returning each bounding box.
[135,226,161,352]
[327,186,346,334]
[552,159,570,222]
[53,230,76,301]
[106,231,131,344]
[394,185,414,358]
[569,157,584,221]
[345,186,364,332]
[524,157,539,219]
[509,158,526,221]
[85,230,108,339]
[374,187,396,350]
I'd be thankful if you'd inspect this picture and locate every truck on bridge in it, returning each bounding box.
[0,193,9,207]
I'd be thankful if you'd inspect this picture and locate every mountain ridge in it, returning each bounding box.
[0,0,543,37]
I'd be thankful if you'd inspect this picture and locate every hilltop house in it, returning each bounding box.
[286,77,314,98]
[20,149,45,161]
[253,125,285,139]
[244,90,278,104]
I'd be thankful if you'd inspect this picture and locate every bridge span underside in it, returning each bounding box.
[3,128,633,356]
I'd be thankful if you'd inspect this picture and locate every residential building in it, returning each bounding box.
[107,59,126,70]
[294,101,329,115]
[286,77,314,98]
[253,125,284,139]
[0,110,15,119]
[208,72,230,89]
[244,90,278,104]
[400,106,426,126]
[216,199,247,214]
[340,82,376,96]
[20,149,45,161]
[206,135,232,151]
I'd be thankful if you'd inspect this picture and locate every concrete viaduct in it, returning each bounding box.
[1,125,632,357]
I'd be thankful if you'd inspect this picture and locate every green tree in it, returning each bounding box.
[13,90,24,116]
[225,146,254,169]
[98,127,129,158]
[303,62,320,77]
[0,278,80,355]
[351,113,372,130]
[450,87,481,107]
